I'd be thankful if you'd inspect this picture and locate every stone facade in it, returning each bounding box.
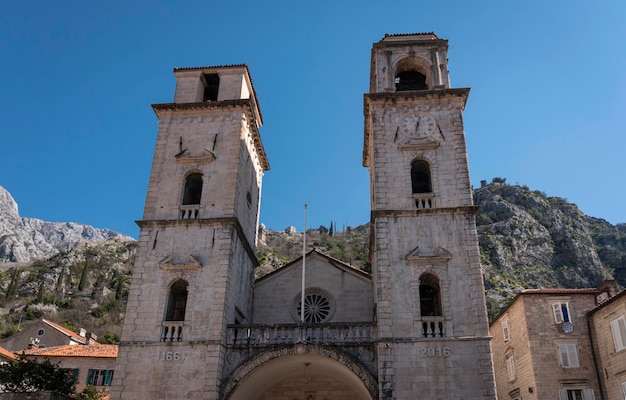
[252,250,374,324]
[364,33,496,399]
[110,64,268,400]
[588,288,626,400]
[490,289,606,400]
[111,34,497,399]
[19,344,117,394]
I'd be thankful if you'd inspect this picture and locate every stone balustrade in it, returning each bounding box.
[413,193,434,209]
[421,316,446,337]
[161,322,184,342]
[179,204,200,219]
[226,322,377,346]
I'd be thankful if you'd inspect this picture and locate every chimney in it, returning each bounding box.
[598,280,618,298]
[85,332,98,345]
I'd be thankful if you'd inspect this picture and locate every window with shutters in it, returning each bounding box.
[557,343,580,368]
[502,319,511,342]
[552,302,571,324]
[557,388,595,400]
[505,352,516,381]
[86,369,114,386]
[610,316,626,352]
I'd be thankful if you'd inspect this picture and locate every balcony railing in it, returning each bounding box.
[421,317,445,337]
[179,204,200,220]
[413,193,434,209]
[226,323,377,346]
[161,322,184,342]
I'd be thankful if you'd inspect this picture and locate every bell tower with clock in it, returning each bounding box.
[364,33,496,399]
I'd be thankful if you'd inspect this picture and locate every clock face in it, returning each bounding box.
[400,112,436,138]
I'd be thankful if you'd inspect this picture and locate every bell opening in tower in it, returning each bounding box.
[395,70,428,91]
[203,73,219,101]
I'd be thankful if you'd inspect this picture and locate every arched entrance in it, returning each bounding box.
[222,345,377,400]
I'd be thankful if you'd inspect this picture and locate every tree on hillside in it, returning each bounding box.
[0,356,76,395]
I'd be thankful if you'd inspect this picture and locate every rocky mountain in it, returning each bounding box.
[0,236,135,341]
[0,185,133,263]
[474,179,625,317]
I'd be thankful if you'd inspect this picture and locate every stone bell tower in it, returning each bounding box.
[110,65,269,400]
[364,33,496,399]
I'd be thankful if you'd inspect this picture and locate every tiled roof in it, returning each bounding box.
[588,288,626,314]
[521,288,598,294]
[42,319,88,343]
[383,32,438,39]
[490,287,599,323]
[20,344,117,358]
[0,345,18,361]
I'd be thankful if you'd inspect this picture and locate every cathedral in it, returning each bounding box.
[110,33,497,400]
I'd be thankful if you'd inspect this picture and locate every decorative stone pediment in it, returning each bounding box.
[406,245,452,265]
[398,136,441,151]
[159,254,203,270]
[175,147,216,163]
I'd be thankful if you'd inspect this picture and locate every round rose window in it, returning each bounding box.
[292,288,335,323]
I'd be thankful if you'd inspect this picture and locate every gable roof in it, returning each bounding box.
[0,345,18,361]
[41,319,88,343]
[20,344,118,358]
[256,249,371,284]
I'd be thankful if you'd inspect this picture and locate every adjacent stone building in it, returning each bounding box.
[19,343,118,394]
[588,286,626,399]
[490,283,626,400]
[0,319,94,352]
[110,33,497,399]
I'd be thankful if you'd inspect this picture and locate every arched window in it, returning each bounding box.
[419,273,441,317]
[411,160,432,194]
[395,70,428,91]
[165,280,188,321]
[182,173,203,205]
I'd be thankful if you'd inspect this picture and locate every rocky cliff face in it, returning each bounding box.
[474,181,624,317]
[0,186,133,263]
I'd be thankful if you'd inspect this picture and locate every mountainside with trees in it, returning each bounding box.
[0,179,624,340]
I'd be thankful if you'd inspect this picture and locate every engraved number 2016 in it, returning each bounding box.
[419,347,450,357]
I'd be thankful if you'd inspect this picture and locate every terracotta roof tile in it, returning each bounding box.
[588,288,626,314]
[20,344,117,358]
[0,345,18,361]
[521,288,598,294]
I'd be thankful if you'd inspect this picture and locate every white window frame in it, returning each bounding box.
[557,343,580,368]
[506,353,516,381]
[552,302,571,324]
[610,316,626,352]
[558,388,595,400]
[502,319,510,342]
[621,381,626,400]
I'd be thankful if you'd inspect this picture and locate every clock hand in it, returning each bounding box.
[415,117,421,135]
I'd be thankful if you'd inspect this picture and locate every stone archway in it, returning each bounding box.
[222,345,377,400]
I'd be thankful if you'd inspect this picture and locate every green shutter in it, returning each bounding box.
[104,370,114,386]
[86,369,95,385]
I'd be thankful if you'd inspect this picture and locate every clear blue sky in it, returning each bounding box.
[1,1,624,239]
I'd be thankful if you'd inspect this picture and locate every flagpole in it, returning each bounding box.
[301,204,307,323]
